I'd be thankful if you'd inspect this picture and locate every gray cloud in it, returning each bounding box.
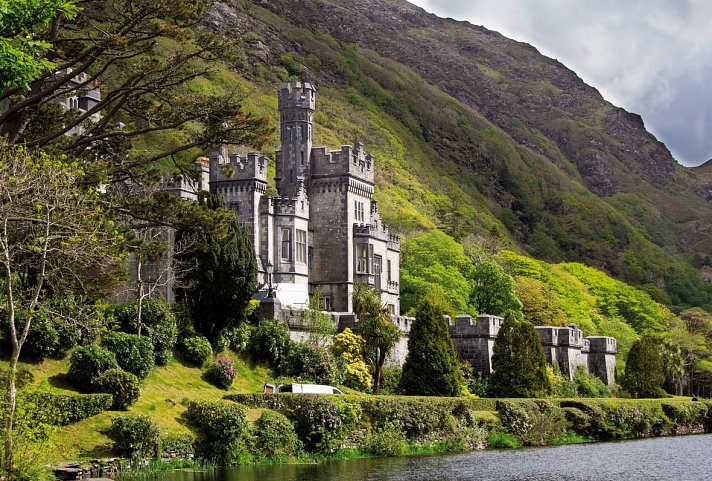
[410,0,712,166]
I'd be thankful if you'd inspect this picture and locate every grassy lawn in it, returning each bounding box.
[2,352,272,461]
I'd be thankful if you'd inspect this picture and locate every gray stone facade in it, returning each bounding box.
[450,315,617,386]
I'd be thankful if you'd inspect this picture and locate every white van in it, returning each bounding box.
[263,383,343,394]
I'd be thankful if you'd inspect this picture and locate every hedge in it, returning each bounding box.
[22,392,113,426]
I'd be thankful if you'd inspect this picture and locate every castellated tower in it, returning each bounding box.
[275,82,316,198]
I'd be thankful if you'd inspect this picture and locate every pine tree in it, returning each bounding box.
[623,337,666,398]
[399,290,461,396]
[487,313,550,398]
[175,195,257,340]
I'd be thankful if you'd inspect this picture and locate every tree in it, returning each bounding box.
[175,195,257,340]
[399,289,461,397]
[1,0,271,180]
[0,144,121,473]
[514,276,566,326]
[470,259,522,318]
[623,337,666,398]
[353,283,400,394]
[330,328,372,391]
[0,0,78,90]
[488,313,550,398]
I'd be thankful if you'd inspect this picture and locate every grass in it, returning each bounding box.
[1,352,272,462]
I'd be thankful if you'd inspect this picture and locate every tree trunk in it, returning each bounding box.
[135,256,143,336]
[373,347,385,394]
[4,348,19,473]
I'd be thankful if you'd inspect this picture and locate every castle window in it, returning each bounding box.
[296,229,307,263]
[387,259,392,282]
[281,228,292,261]
[300,150,305,165]
[356,244,368,273]
[355,201,365,222]
[374,255,382,291]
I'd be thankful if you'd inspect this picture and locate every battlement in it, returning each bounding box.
[278,81,316,111]
[448,314,502,338]
[587,336,617,354]
[535,324,586,348]
[209,151,268,183]
[311,142,375,183]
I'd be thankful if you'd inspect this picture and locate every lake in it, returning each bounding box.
[161,434,712,481]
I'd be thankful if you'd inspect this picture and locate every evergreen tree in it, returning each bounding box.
[488,313,550,398]
[399,289,461,396]
[623,337,666,398]
[175,195,257,340]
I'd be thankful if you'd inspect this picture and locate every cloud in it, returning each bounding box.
[410,0,712,166]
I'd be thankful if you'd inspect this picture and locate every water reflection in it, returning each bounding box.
[164,434,712,481]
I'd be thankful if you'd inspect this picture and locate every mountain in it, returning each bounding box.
[198,0,711,309]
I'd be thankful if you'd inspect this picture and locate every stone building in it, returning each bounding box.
[208,81,401,314]
[449,314,617,386]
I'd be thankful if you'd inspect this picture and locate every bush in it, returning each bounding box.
[281,343,345,386]
[573,366,612,398]
[204,356,237,389]
[21,392,113,426]
[248,319,291,367]
[661,402,708,427]
[101,331,155,380]
[108,415,161,459]
[363,422,407,457]
[1,309,81,360]
[289,396,344,453]
[220,323,252,353]
[487,432,521,449]
[252,410,301,457]
[185,400,249,462]
[496,400,567,446]
[95,369,141,410]
[110,299,178,365]
[68,345,119,392]
[379,367,402,395]
[160,434,195,459]
[179,335,213,367]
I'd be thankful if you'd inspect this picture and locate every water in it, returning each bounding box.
[163,434,712,481]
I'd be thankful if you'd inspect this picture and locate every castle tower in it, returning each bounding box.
[275,81,316,198]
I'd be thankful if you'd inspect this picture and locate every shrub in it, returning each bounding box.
[179,335,213,367]
[68,345,119,392]
[212,332,231,353]
[108,415,161,459]
[487,432,521,449]
[281,343,345,386]
[95,369,141,410]
[573,366,612,398]
[204,356,237,389]
[101,331,155,380]
[289,396,344,453]
[0,309,81,359]
[252,410,301,457]
[21,392,113,426]
[361,397,451,440]
[185,400,249,462]
[563,407,591,434]
[661,402,708,428]
[363,422,407,457]
[496,400,567,446]
[248,319,291,367]
[379,367,402,395]
[110,299,178,365]
[161,434,196,459]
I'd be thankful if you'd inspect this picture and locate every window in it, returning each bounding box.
[387,259,392,282]
[296,229,307,263]
[355,201,365,222]
[281,228,292,260]
[300,150,305,165]
[356,244,368,273]
[374,255,382,290]
[324,296,331,311]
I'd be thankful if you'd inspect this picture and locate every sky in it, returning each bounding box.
[409,0,712,167]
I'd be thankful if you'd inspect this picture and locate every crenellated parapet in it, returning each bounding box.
[449,314,503,338]
[209,150,268,184]
[278,81,316,112]
[311,142,375,184]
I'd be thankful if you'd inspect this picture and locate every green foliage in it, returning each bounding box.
[101,331,155,380]
[488,315,550,398]
[0,0,78,90]
[573,366,612,398]
[111,299,178,365]
[20,392,112,426]
[216,323,253,353]
[175,195,258,341]
[179,335,213,367]
[1,307,82,360]
[288,396,345,453]
[487,432,520,449]
[204,355,237,389]
[514,276,567,326]
[248,319,292,368]
[560,400,672,440]
[470,259,522,318]
[378,366,402,395]
[94,368,141,410]
[185,400,249,462]
[399,294,461,396]
[280,343,345,386]
[108,415,161,459]
[68,345,119,392]
[252,410,301,457]
[496,400,567,446]
[300,292,337,346]
[363,422,407,457]
[623,337,666,398]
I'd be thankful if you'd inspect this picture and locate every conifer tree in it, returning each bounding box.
[487,313,550,398]
[623,337,666,398]
[399,289,461,396]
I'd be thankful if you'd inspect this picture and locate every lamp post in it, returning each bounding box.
[266,260,274,298]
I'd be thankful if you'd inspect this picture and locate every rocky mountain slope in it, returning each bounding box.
[199,0,712,309]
